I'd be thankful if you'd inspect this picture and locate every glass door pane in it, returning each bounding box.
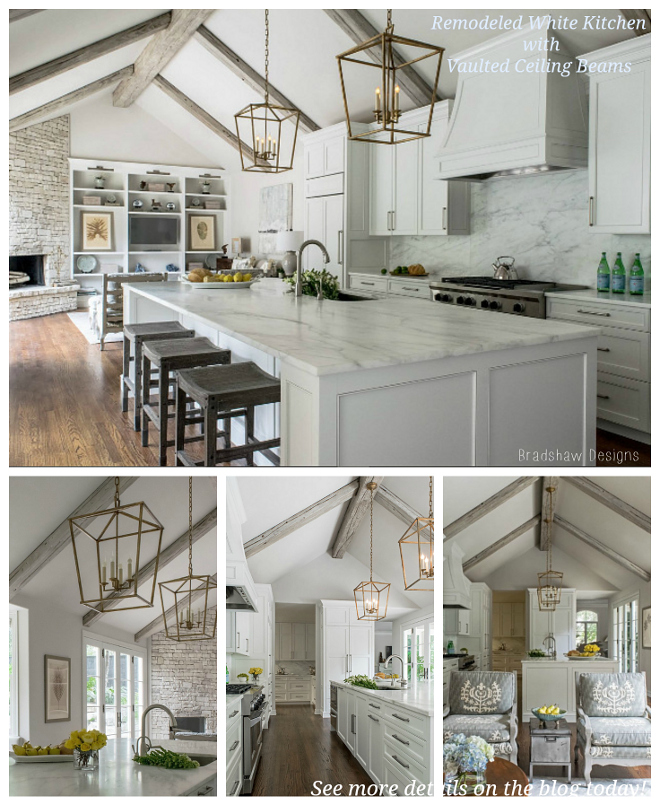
[86,644,101,732]
[403,629,413,681]
[428,622,434,681]
[105,650,117,739]
[134,656,144,738]
[415,627,425,681]
[120,653,131,738]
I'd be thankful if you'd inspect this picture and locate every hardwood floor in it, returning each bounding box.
[9,312,652,467]
[251,704,377,797]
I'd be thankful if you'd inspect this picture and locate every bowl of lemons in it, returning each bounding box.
[532,704,566,722]
[183,269,258,289]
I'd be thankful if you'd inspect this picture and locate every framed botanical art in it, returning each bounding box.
[82,211,113,251]
[642,607,651,649]
[44,654,71,723]
[189,215,216,251]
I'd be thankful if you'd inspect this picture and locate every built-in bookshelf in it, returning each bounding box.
[69,159,228,302]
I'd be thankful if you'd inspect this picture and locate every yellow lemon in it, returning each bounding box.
[539,707,547,714]
[49,746,61,755]
[233,273,243,283]
[38,747,49,756]
[26,748,38,756]
[243,273,252,281]
[12,745,26,756]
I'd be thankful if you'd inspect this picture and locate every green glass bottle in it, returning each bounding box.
[612,252,626,293]
[597,252,610,292]
[629,253,645,295]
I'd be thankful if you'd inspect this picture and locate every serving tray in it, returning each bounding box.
[9,752,73,763]
[181,277,259,290]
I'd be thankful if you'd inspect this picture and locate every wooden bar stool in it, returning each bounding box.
[174,362,281,467]
[141,337,231,466]
[122,321,194,431]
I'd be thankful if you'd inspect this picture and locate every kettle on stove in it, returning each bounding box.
[492,256,517,280]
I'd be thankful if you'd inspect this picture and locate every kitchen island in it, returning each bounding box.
[125,283,598,466]
[8,738,217,797]
[522,658,619,722]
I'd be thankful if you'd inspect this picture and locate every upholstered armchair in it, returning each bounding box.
[443,671,518,764]
[575,672,651,783]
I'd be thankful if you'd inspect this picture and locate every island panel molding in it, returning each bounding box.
[444,478,539,540]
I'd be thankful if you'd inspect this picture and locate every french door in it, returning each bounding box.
[403,617,434,682]
[613,597,639,672]
[84,636,146,741]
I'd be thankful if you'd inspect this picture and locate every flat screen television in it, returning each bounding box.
[129,216,179,248]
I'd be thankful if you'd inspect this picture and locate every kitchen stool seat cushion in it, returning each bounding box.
[449,670,516,715]
[577,715,651,746]
[176,362,281,409]
[142,336,227,363]
[443,713,511,743]
[124,321,192,338]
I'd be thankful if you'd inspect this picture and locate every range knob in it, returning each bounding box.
[434,293,443,302]
[489,300,502,310]
[456,296,465,305]
[464,297,475,307]
[443,293,453,303]
[480,299,490,309]
[513,302,525,314]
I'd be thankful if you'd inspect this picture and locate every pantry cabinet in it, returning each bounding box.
[580,36,650,234]
[493,602,525,637]
[275,621,316,661]
[527,588,576,656]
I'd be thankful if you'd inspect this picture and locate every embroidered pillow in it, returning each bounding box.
[449,671,515,715]
[579,673,647,718]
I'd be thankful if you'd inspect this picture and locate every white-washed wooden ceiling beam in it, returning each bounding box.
[9,477,138,599]
[324,9,443,105]
[331,476,385,559]
[564,477,651,533]
[9,66,133,132]
[443,477,539,541]
[9,12,171,95]
[375,484,424,527]
[619,9,651,34]
[82,507,216,626]
[113,9,213,108]
[463,514,541,572]
[554,514,650,582]
[195,25,320,135]
[9,10,43,23]
[539,476,560,550]
[134,576,217,642]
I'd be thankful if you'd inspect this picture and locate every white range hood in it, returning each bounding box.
[443,542,471,609]
[226,478,258,612]
[438,22,588,181]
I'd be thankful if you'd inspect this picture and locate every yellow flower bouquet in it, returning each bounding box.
[65,729,108,771]
[583,644,600,656]
[249,667,263,682]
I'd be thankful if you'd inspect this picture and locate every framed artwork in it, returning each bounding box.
[231,237,244,255]
[44,655,71,723]
[82,211,113,251]
[189,215,216,251]
[642,607,651,649]
[258,183,292,254]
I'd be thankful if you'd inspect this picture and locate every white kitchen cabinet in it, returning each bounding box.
[249,587,269,658]
[293,623,307,660]
[349,624,373,677]
[306,623,316,661]
[355,691,369,769]
[345,688,357,753]
[468,582,492,671]
[443,608,470,636]
[303,193,344,275]
[305,132,345,179]
[231,610,251,656]
[369,141,394,236]
[226,610,236,653]
[527,588,576,655]
[226,755,242,797]
[277,622,292,660]
[369,127,417,235]
[581,37,650,234]
[337,686,349,743]
[367,706,384,784]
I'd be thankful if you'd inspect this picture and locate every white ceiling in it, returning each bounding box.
[443,476,650,597]
[238,475,434,622]
[9,9,639,171]
[9,476,217,637]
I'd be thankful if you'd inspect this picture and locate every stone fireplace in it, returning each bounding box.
[9,254,45,288]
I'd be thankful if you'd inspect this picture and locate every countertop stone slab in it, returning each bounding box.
[330,680,434,716]
[127,283,597,377]
[546,288,651,309]
[8,737,217,797]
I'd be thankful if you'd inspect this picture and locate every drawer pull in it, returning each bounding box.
[545,736,557,742]
[362,282,375,286]
[392,713,410,723]
[392,733,410,746]
[588,196,594,226]
[402,287,419,292]
[230,781,240,795]
[368,714,379,722]
[368,703,381,710]
[392,754,410,769]
[229,740,239,752]
[577,309,611,317]
[229,710,239,718]
[597,394,610,400]
[597,347,611,353]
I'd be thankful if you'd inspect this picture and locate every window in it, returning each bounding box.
[9,608,18,739]
[613,597,639,673]
[576,610,598,647]
[402,617,433,681]
[403,629,413,681]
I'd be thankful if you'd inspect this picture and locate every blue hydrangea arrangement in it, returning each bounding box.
[443,733,494,780]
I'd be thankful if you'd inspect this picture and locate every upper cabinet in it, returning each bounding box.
[369,102,470,237]
[527,588,576,654]
[275,621,316,661]
[581,36,650,234]
[305,131,345,179]
[493,602,525,637]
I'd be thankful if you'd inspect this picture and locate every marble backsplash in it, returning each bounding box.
[390,169,651,289]
[275,660,316,676]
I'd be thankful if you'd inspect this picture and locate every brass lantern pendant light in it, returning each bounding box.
[69,477,164,613]
[399,476,434,591]
[337,9,444,145]
[159,478,217,642]
[354,482,390,621]
[235,9,300,172]
[537,486,563,611]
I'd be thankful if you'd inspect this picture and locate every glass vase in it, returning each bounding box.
[73,748,99,771]
[251,674,260,684]
[457,769,486,795]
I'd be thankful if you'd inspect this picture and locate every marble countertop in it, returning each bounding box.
[546,288,651,308]
[127,283,597,377]
[8,737,216,797]
[522,657,616,663]
[330,680,434,716]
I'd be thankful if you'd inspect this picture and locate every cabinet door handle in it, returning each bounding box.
[597,394,610,400]
[229,710,239,718]
[369,703,380,709]
[392,713,410,723]
[392,210,396,231]
[589,196,594,226]
[392,733,410,746]
[338,230,344,265]
[351,713,356,734]
[247,638,249,652]
[368,714,379,722]
[362,281,375,286]
[229,740,239,752]
[392,754,410,769]
[597,347,611,353]
[230,781,240,795]
[577,309,611,317]
[442,207,447,230]
[402,286,419,292]
[236,632,240,649]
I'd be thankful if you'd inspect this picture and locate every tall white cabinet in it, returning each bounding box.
[527,588,576,656]
[469,583,493,671]
[580,36,650,234]
[274,621,316,661]
[319,600,374,717]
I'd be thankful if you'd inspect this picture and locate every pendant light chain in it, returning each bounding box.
[387,8,393,30]
[264,10,270,106]
[114,476,120,507]
[369,483,374,583]
[188,477,194,577]
[547,487,553,575]
[429,476,433,518]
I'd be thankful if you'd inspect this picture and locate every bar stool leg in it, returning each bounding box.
[141,355,151,448]
[158,367,169,467]
[204,400,217,467]
[175,384,187,466]
[245,406,256,466]
[133,341,143,431]
[121,335,130,414]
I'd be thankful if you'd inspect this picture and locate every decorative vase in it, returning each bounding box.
[251,674,260,683]
[456,770,486,795]
[94,176,105,189]
[201,181,211,194]
[166,202,176,211]
[73,748,99,771]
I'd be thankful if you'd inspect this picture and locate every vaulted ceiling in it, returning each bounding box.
[9,9,644,171]
[237,475,433,621]
[9,476,217,642]
[443,476,650,598]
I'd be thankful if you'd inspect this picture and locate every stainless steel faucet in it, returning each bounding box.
[134,703,179,756]
[295,240,330,297]
[543,634,557,659]
[385,654,408,688]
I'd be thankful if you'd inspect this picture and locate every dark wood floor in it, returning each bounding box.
[9,312,652,467]
[251,704,377,797]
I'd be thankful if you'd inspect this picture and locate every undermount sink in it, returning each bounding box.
[187,755,217,767]
[336,292,376,302]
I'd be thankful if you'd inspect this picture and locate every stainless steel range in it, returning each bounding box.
[430,277,587,319]
[227,684,266,795]
[442,653,476,671]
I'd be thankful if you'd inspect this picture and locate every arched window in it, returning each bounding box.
[576,609,598,647]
